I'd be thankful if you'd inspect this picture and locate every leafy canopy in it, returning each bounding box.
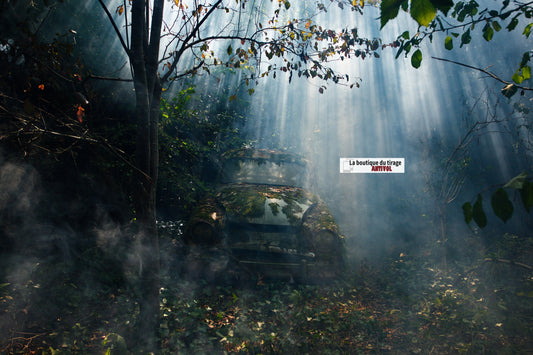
[381,0,533,97]
[106,0,387,93]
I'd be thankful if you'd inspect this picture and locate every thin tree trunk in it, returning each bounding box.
[129,0,164,351]
[134,80,162,353]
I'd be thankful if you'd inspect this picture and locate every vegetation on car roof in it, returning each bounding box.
[222,148,308,165]
[217,185,317,223]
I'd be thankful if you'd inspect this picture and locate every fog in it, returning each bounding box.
[181,3,533,262]
[2,0,531,289]
[1,0,532,352]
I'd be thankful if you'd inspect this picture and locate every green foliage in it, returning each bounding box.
[2,240,532,354]
[491,188,513,223]
[472,194,487,228]
[482,22,494,41]
[380,0,409,28]
[410,0,437,27]
[382,0,533,93]
[463,172,532,228]
[380,0,453,28]
[411,49,423,68]
[158,85,249,217]
[103,333,128,355]
[444,35,453,50]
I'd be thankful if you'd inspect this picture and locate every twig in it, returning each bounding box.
[85,74,133,83]
[455,257,533,284]
[432,56,533,92]
[484,257,533,270]
[97,0,130,56]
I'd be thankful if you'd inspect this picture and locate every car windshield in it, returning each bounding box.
[220,158,307,187]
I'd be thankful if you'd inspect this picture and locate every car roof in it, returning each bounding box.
[221,148,308,166]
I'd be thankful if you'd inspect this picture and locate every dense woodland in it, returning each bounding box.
[1,0,533,353]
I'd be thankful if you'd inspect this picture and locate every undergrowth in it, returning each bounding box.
[1,236,532,354]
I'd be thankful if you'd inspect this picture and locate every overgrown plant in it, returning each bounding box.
[158,84,249,218]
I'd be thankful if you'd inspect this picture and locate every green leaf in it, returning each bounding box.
[227,45,233,55]
[483,23,494,41]
[411,49,423,68]
[410,0,437,27]
[462,202,473,224]
[512,70,524,84]
[521,180,533,212]
[503,171,528,189]
[460,29,471,46]
[444,36,453,50]
[401,30,410,39]
[522,66,531,80]
[501,83,518,98]
[523,23,533,38]
[492,21,502,32]
[430,0,454,15]
[520,51,531,67]
[381,0,408,28]
[284,0,290,9]
[507,16,519,31]
[491,188,513,223]
[473,194,487,228]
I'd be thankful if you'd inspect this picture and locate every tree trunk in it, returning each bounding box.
[129,0,164,351]
[132,85,161,352]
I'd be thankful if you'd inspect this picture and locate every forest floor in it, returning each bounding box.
[1,237,532,354]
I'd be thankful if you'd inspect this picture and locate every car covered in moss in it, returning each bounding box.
[184,148,344,281]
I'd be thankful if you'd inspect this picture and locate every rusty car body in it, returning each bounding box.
[184,148,344,281]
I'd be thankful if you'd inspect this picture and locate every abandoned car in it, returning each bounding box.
[184,148,345,281]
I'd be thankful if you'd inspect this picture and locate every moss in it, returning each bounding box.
[302,202,342,236]
[190,198,219,221]
[218,187,266,219]
[222,148,308,166]
[269,202,280,216]
[218,185,317,224]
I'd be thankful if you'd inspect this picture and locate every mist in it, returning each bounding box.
[1,0,532,353]
[184,3,533,262]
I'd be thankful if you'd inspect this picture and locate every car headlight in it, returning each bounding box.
[188,221,219,245]
[314,230,342,256]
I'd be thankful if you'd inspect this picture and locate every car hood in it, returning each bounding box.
[217,184,317,226]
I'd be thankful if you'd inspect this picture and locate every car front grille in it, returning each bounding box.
[226,221,301,251]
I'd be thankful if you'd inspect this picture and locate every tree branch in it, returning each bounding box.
[432,56,533,92]
[97,0,130,56]
[84,74,133,83]
[161,0,224,83]
[484,257,533,270]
